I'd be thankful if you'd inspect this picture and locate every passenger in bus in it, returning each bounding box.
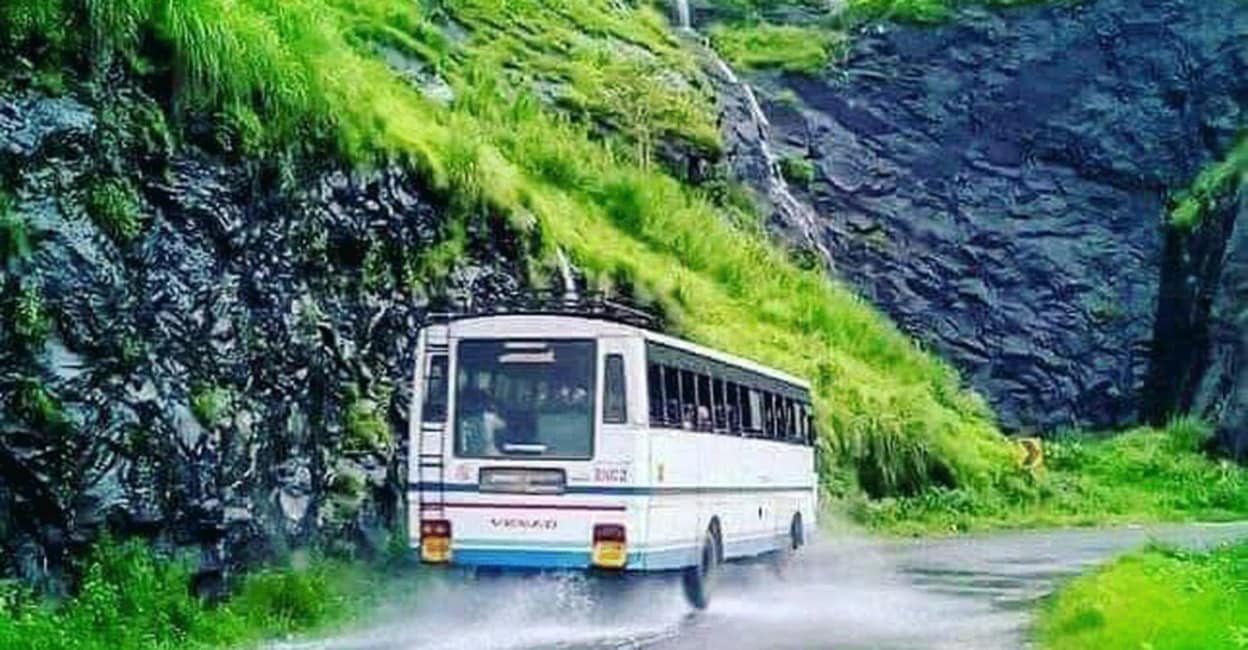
[561,384,590,407]
[460,387,506,456]
[682,403,697,430]
[666,398,681,425]
[696,405,712,431]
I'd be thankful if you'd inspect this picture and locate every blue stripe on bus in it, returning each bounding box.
[447,535,783,571]
[409,482,813,496]
[449,545,698,570]
[452,547,597,569]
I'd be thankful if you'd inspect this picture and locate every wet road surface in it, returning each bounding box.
[277,521,1248,650]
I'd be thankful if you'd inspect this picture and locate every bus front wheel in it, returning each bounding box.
[682,526,721,610]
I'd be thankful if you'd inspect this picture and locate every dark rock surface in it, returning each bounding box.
[738,0,1248,432]
[0,80,523,587]
[1192,184,1248,456]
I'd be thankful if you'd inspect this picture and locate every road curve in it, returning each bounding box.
[275,522,1248,650]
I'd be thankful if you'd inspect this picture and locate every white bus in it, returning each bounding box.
[408,304,818,608]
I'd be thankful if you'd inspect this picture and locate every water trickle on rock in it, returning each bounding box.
[673,0,691,32]
[681,16,832,267]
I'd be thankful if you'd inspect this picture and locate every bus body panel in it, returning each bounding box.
[409,314,817,573]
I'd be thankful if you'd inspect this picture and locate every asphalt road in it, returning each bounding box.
[276,522,1248,650]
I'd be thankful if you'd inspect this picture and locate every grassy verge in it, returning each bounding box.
[857,418,1248,535]
[0,537,424,650]
[1,0,1015,497]
[1036,542,1248,650]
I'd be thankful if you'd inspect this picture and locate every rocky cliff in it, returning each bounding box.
[0,77,522,589]
[726,0,1248,434]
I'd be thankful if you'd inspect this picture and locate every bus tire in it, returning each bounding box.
[770,513,803,577]
[682,525,721,610]
[790,513,804,550]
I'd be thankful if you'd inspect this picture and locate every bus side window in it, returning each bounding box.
[783,399,793,441]
[796,403,808,444]
[774,396,785,440]
[758,391,768,439]
[807,412,818,446]
[663,366,681,426]
[648,363,664,426]
[422,354,449,422]
[696,374,713,431]
[745,388,762,436]
[680,369,697,430]
[725,382,741,434]
[604,354,627,424]
[712,378,727,432]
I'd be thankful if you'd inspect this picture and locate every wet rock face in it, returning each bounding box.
[750,0,1248,431]
[0,82,523,585]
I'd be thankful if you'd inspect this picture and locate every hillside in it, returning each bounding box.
[0,0,1246,618]
[0,0,1020,587]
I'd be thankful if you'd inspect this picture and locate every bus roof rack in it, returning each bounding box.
[428,290,660,329]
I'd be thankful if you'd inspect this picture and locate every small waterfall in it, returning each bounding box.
[556,248,579,302]
[704,52,833,266]
[673,0,691,31]
[666,2,831,266]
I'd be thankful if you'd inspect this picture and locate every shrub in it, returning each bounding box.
[86,178,143,244]
[344,391,391,453]
[0,197,31,266]
[190,384,233,429]
[13,378,66,431]
[11,281,50,348]
[779,155,816,188]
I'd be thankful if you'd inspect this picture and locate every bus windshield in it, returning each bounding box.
[454,339,596,459]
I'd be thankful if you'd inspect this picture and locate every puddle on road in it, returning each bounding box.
[275,534,1029,650]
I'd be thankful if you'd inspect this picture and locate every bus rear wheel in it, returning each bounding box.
[771,513,803,577]
[682,526,720,610]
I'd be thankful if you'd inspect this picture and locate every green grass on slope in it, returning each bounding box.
[859,418,1248,535]
[0,538,416,650]
[708,22,842,74]
[0,0,1014,496]
[1037,542,1248,650]
[704,0,1073,73]
[844,0,1062,24]
[1171,136,1248,230]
